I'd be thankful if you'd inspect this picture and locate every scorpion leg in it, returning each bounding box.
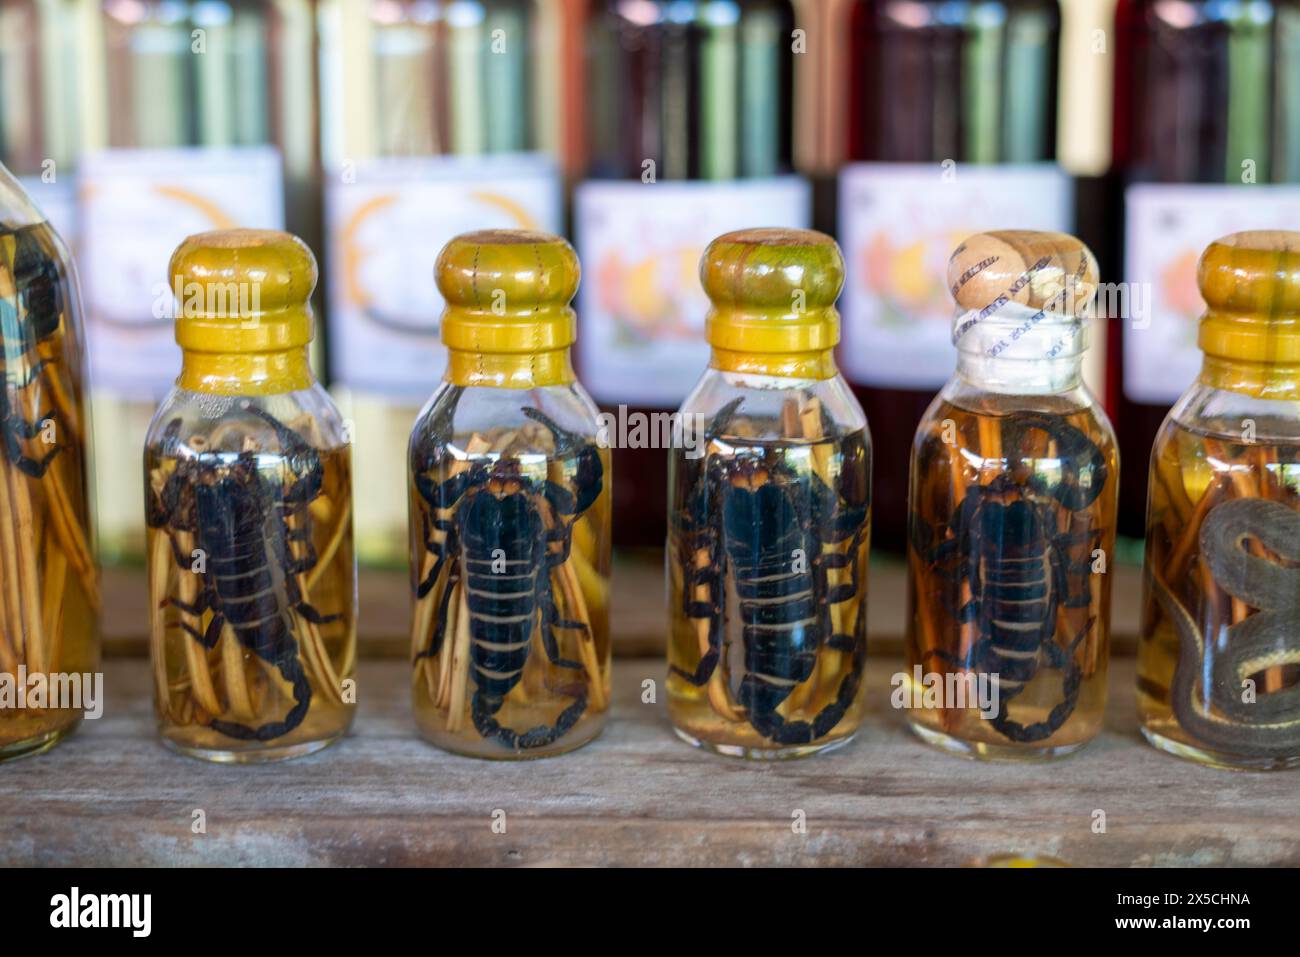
[415,568,459,661]
[669,560,725,686]
[4,422,62,477]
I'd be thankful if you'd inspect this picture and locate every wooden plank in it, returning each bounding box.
[102,551,1146,658]
[1,656,1293,867]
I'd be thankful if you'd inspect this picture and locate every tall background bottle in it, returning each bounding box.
[837,0,1103,552]
[574,0,808,547]
[318,0,566,566]
[75,0,318,562]
[0,0,84,238]
[1111,0,1300,533]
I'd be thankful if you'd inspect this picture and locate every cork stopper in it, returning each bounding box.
[436,229,579,321]
[170,229,316,352]
[948,230,1098,319]
[700,229,843,379]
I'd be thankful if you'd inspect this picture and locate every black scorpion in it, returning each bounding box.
[915,414,1107,742]
[673,398,870,746]
[2,225,63,477]
[148,405,337,740]
[414,397,604,750]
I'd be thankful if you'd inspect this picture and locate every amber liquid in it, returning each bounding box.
[0,221,100,761]
[1138,418,1300,769]
[410,427,612,759]
[146,428,356,763]
[906,395,1117,758]
[666,420,871,759]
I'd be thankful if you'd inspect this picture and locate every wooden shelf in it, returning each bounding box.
[3,655,1296,866]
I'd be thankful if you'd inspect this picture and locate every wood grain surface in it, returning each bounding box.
[2,655,1294,867]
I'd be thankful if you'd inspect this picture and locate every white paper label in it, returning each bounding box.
[19,176,78,248]
[838,163,1074,388]
[1123,183,1300,404]
[324,154,561,398]
[79,147,285,399]
[574,177,811,407]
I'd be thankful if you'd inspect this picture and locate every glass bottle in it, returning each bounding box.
[409,230,611,759]
[0,164,100,761]
[577,0,806,548]
[1111,0,1300,535]
[839,0,1094,554]
[80,0,318,563]
[666,228,872,759]
[905,230,1118,760]
[144,229,355,762]
[1138,231,1300,771]
[318,0,564,567]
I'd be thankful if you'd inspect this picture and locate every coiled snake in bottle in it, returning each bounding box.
[1150,497,1300,758]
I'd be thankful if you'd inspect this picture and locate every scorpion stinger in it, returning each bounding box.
[148,408,339,742]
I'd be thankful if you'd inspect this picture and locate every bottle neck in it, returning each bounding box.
[444,347,575,389]
[952,303,1086,395]
[1199,355,1300,401]
[179,346,314,396]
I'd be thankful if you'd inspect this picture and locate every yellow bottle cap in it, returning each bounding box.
[702,228,843,380]
[1198,232,1300,398]
[948,230,1098,316]
[436,229,579,388]
[170,229,316,395]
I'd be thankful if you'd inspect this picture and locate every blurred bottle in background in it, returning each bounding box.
[318,0,565,566]
[574,0,809,547]
[0,0,83,238]
[1111,0,1300,533]
[837,0,1098,552]
[75,0,318,563]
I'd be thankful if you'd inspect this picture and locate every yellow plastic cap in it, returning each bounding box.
[436,229,579,356]
[1198,231,1300,365]
[948,230,1097,317]
[170,228,316,354]
[701,228,843,378]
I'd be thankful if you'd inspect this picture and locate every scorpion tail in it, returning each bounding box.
[209,655,313,743]
[745,639,868,747]
[989,620,1091,743]
[471,688,588,751]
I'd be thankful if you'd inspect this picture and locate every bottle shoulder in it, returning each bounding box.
[145,383,348,453]
[1161,381,1300,447]
[677,369,870,446]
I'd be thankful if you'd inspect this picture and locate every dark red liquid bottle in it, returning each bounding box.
[575,0,800,548]
[1111,0,1300,534]
[841,0,1067,552]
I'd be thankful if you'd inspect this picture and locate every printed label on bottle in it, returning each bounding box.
[324,154,561,398]
[1123,183,1300,405]
[838,162,1073,389]
[574,177,811,407]
[79,147,285,399]
[19,176,77,248]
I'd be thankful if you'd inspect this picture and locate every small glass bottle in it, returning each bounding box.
[409,230,611,759]
[144,230,356,762]
[1138,231,1300,771]
[905,230,1118,760]
[0,164,99,761]
[666,228,872,759]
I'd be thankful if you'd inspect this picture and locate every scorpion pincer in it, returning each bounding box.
[147,404,338,741]
[673,398,870,746]
[414,403,604,751]
[915,414,1108,742]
